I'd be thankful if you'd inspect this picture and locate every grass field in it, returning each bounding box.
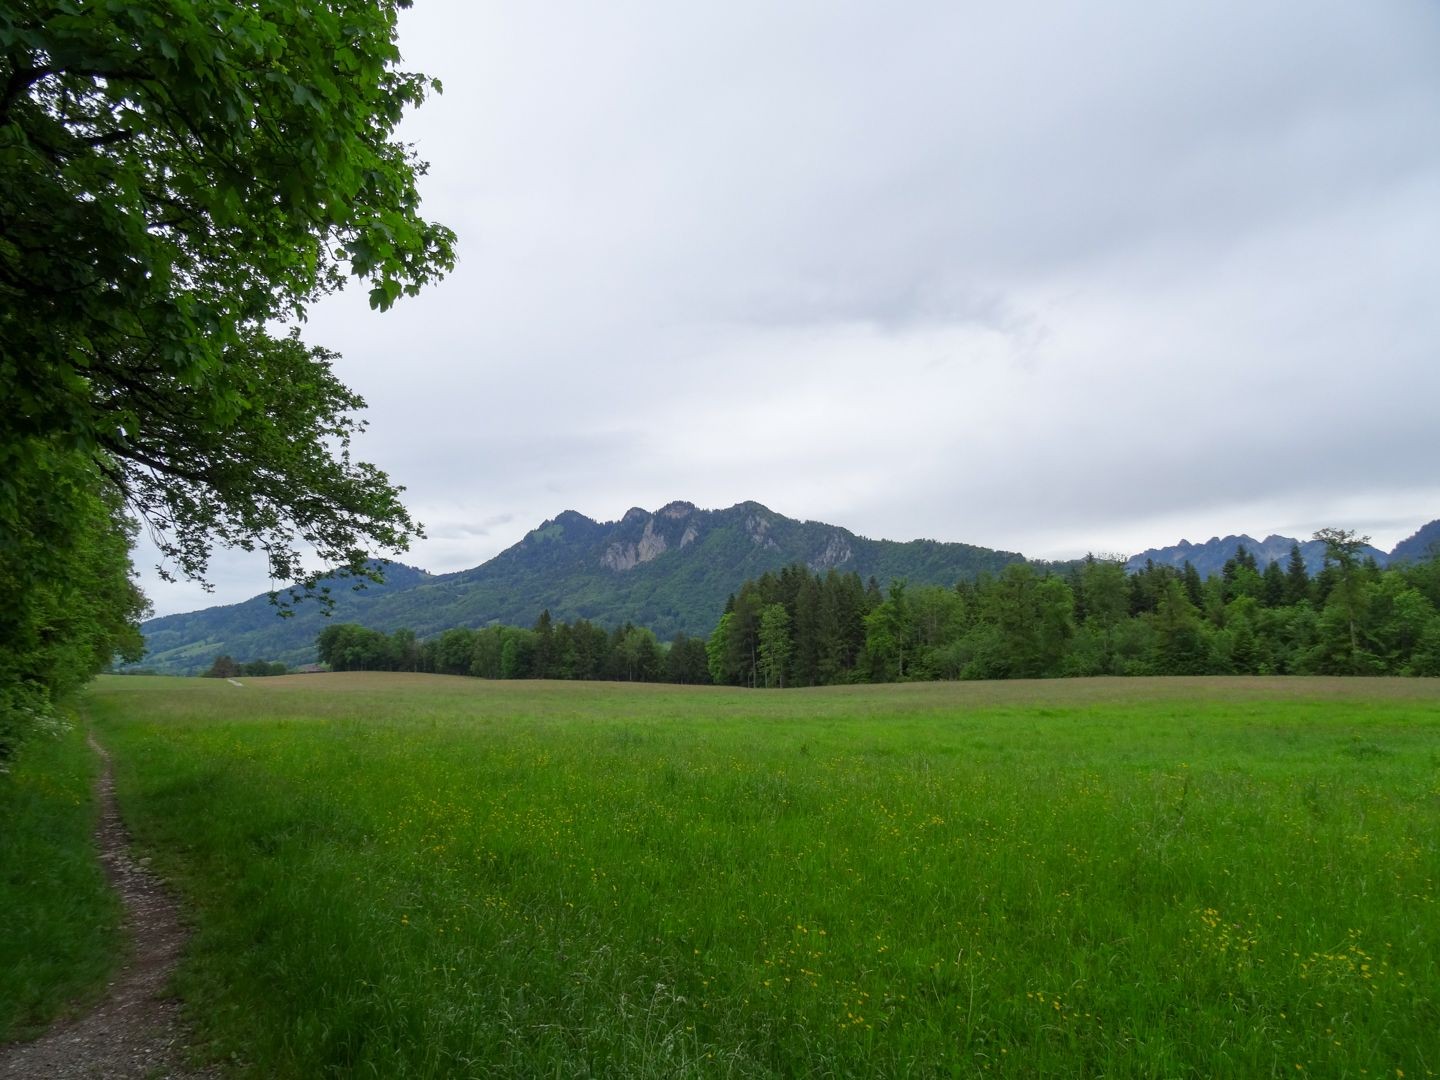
[57,675,1440,1075]
[0,720,121,1042]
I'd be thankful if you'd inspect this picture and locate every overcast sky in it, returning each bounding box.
[139,0,1440,616]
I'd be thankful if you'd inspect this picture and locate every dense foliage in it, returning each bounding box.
[315,613,712,685]
[707,537,1440,685]
[1,1,451,751]
[0,446,147,756]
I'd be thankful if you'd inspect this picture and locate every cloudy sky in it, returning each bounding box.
[140,0,1440,615]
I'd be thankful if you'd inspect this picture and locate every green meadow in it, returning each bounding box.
[0,721,121,1040]
[33,675,1440,1075]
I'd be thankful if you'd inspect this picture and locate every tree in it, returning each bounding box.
[500,629,536,679]
[791,573,822,687]
[665,633,711,685]
[706,612,736,685]
[469,626,504,679]
[1221,596,1263,674]
[1261,559,1287,608]
[982,565,1044,677]
[3,0,452,748]
[205,655,241,679]
[1078,559,1129,674]
[907,585,967,678]
[1182,563,1205,610]
[1221,551,1262,605]
[569,620,607,681]
[613,625,659,682]
[817,570,867,682]
[724,588,763,687]
[315,622,391,671]
[1034,575,1076,675]
[2,1,452,586]
[433,628,477,677]
[1284,543,1311,605]
[239,660,287,677]
[389,628,419,672]
[864,581,914,680]
[533,610,557,678]
[1151,579,1208,675]
[758,603,792,688]
[1314,528,1372,673]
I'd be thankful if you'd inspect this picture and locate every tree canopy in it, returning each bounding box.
[1,0,453,752]
[702,550,1440,686]
[2,0,453,584]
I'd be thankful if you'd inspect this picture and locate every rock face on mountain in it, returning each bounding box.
[136,501,1024,673]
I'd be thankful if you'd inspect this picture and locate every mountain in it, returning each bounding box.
[1124,520,1439,578]
[135,501,1026,673]
[1389,519,1440,564]
[137,561,434,673]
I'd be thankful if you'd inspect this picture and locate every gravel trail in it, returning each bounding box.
[0,735,216,1079]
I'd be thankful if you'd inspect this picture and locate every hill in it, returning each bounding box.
[137,562,434,674]
[135,501,1026,673]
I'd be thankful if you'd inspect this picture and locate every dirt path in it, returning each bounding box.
[0,735,216,1079]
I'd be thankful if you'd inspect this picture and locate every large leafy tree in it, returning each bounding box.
[1,0,455,586]
[1,0,454,749]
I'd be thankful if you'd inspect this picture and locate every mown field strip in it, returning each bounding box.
[85,674,1440,1078]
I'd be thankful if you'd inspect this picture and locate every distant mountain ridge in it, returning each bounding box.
[1390,519,1440,564]
[137,500,1027,673]
[1124,519,1438,578]
[138,561,434,674]
[137,503,1440,674]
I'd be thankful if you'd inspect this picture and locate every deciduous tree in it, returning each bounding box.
[2,0,453,747]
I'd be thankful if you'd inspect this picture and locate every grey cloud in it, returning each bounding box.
[134,1,1440,615]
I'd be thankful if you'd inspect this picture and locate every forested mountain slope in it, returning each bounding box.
[137,562,434,674]
[136,501,1025,672]
[1390,519,1440,564]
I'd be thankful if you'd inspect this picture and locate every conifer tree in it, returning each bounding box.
[1285,543,1312,605]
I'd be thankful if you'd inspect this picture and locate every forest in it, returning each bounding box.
[305,531,1440,687]
[709,532,1440,685]
[314,615,712,685]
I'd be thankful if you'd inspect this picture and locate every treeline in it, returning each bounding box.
[707,531,1440,685]
[203,656,288,678]
[305,530,1440,690]
[315,614,712,684]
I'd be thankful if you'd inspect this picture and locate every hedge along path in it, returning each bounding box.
[0,735,215,1080]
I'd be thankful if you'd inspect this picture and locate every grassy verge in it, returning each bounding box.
[0,718,121,1043]
[89,674,1440,1077]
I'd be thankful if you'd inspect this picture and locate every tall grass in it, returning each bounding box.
[88,674,1439,1077]
[0,720,121,1042]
